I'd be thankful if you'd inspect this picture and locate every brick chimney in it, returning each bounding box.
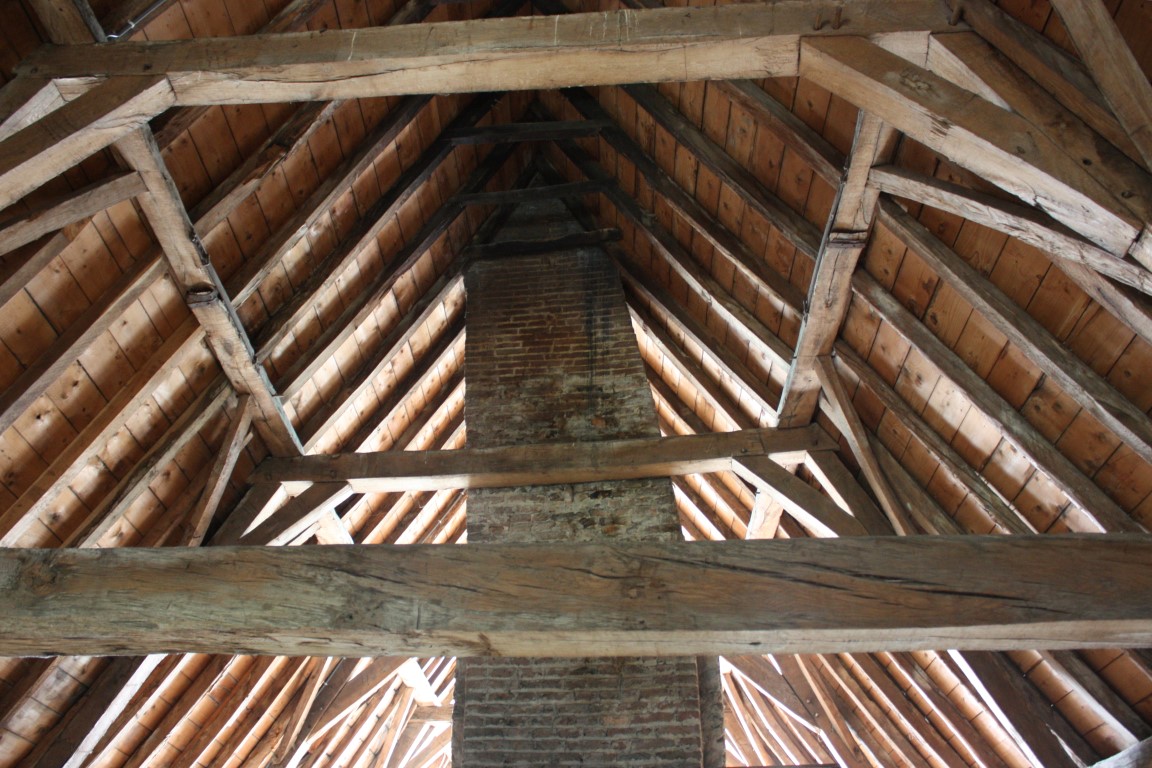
[454,197,722,767]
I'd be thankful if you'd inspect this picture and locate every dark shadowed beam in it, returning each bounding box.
[2,535,1150,658]
[255,427,829,491]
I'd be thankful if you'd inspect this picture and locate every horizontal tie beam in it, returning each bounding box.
[2,534,1150,658]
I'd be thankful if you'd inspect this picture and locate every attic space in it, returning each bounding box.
[0,0,1151,766]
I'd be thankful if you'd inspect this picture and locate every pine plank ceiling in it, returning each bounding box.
[0,0,1150,765]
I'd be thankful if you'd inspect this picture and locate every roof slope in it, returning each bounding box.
[0,0,1151,766]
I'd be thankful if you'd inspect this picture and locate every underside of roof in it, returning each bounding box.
[0,0,1151,766]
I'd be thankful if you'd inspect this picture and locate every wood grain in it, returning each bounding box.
[1,535,1150,658]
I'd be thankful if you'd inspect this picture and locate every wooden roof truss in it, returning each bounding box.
[0,0,1151,765]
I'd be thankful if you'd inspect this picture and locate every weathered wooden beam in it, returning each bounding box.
[799,36,1147,259]
[114,130,302,456]
[868,165,1152,295]
[0,76,171,210]
[928,31,1152,241]
[297,274,463,453]
[1044,0,1152,174]
[1094,737,1152,768]
[181,395,254,547]
[0,170,144,256]
[948,0,1142,168]
[0,77,66,143]
[26,0,104,43]
[1039,649,1151,749]
[867,165,1152,351]
[2,535,1151,658]
[816,356,915,535]
[731,455,868,538]
[255,427,830,491]
[22,1,954,104]
[65,378,231,548]
[777,110,894,427]
[802,450,893,536]
[238,483,353,546]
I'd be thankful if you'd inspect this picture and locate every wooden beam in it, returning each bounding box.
[25,0,104,43]
[778,110,895,426]
[816,356,915,535]
[868,165,1152,296]
[799,36,1148,259]
[114,131,302,456]
[731,455,869,538]
[928,31,1152,243]
[949,0,1142,168]
[0,76,171,211]
[22,1,954,104]
[0,77,65,143]
[1094,738,1152,768]
[2,535,1152,657]
[0,170,144,256]
[238,483,353,546]
[255,427,830,491]
[1045,0,1152,173]
[802,450,893,536]
[181,395,254,547]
